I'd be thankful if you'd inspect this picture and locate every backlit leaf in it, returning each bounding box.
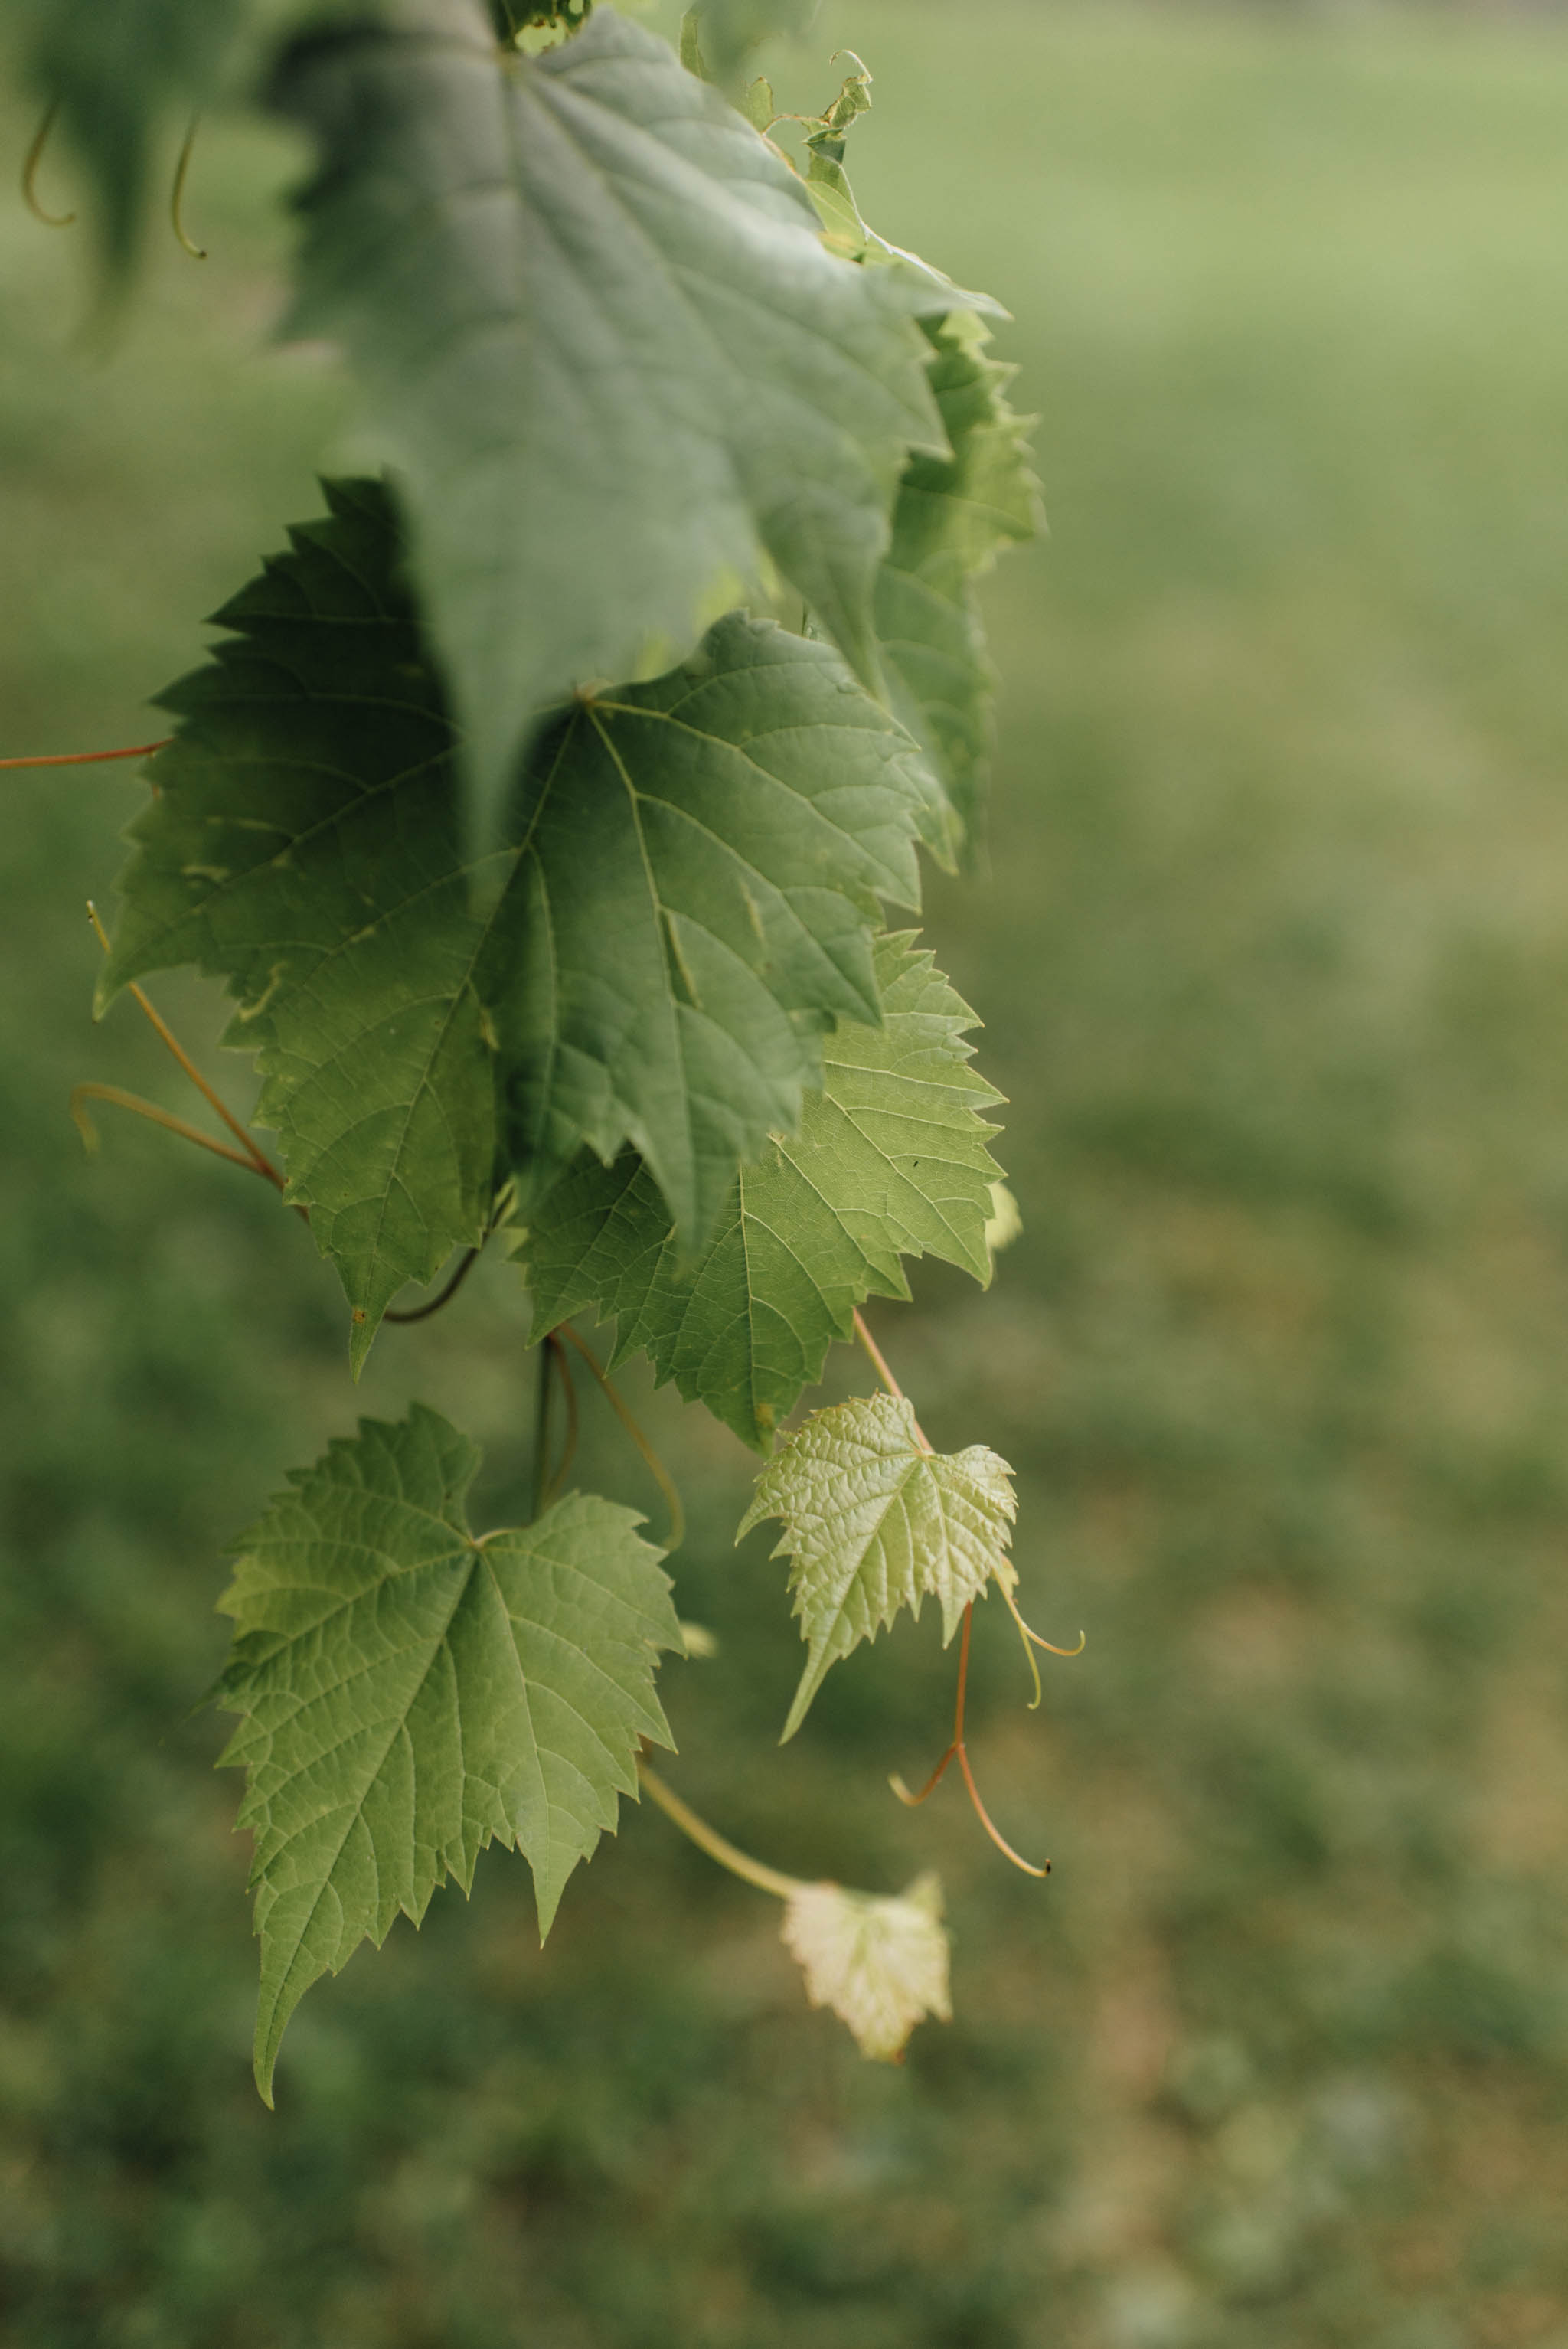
[736,1391,1017,1738]
[782,1870,950,2062]
[217,1403,681,2101]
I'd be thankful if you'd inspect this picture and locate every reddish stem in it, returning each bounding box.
[2,740,169,770]
[893,1604,1050,1878]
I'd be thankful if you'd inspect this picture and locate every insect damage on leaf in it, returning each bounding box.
[680,0,819,85]
[217,1403,681,2102]
[521,930,1005,1447]
[737,1390,1018,1738]
[96,482,947,1367]
[782,1870,951,2062]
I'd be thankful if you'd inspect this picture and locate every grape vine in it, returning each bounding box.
[6,0,1063,2096]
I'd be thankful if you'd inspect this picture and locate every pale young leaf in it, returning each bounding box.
[736,1391,1017,1739]
[782,1870,951,2062]
[984,1179,1023,1263]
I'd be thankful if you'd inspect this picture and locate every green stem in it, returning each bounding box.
[851,1307,932,1452]
[638,1760,803,1900]
[530,1335,555,1523]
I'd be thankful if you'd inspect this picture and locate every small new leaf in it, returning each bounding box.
[98,483,941,1364]
[217,1403,681,2102]
[273,0,946,841]
[782,1871,951,2062]
[521,932,1004,1448]
[737,1392,1017,1738]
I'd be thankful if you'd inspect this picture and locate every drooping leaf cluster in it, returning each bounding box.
[34,0,1046,2083]
[100,479,954,1367]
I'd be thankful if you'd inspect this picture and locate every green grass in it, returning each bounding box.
[6,8,1568,2344]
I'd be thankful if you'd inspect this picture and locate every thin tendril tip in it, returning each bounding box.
[23,100,74,228]
[170,117,206,259]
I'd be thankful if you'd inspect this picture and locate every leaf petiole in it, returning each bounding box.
[2,740,168,769]
[637,1759,803,1900]
[70,1083,274,1175]
[555,1323,685,1550]
[851,1306,933,1452]
[85,903,293,1201]
[543,1331,580,1506]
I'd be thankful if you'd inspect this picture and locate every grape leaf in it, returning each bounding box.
[97,482,942,1367]
[737,1391,1017,1739]
[521,931,1004,1449]
[782,1870,950,2062]
[271,0,946,842]
[217,1403,681,2102]
[11,0,244,271]
[877,312,1042,845]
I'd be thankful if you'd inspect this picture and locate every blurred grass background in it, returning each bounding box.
[5,2,1568,2343]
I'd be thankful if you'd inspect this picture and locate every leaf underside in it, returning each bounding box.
[782,1870,951,2063]
[737,1391,1018,1739]
[98,481,943,1367]
[217,1403,681,2102]
[521,930,1004,1449]
[273,0,947,841]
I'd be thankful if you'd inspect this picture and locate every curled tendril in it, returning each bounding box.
[1000,1581,1086,1712]
[170,117,206,259]
[23,99,75,228]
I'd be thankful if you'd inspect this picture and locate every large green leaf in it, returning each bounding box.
[8,0,247,272]
[737,1392,1017,1738]
[217,1403,681,2102]
[521,932,1004,1448]
[272,0,946,841]
[98,483,939,1365]
[878,313,1042,845]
